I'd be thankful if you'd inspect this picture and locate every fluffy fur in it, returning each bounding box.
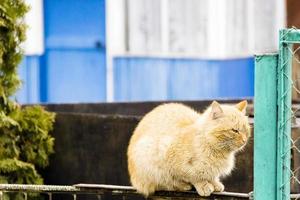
[127,101,250,197]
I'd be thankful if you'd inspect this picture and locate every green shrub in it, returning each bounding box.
[0,0,55,194]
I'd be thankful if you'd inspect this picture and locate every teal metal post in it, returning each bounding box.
[277,29,293,200]
[254,54,278,200]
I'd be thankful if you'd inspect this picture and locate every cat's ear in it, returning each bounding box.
[210,101,223,119]
[236,100,247,114]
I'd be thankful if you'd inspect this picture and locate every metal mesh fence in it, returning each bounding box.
[278,28,300,200]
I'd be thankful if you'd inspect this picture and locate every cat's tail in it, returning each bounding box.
[128,147,156,197]
[131,177,156,197]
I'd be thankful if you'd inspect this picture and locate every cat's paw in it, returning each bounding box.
[175,182,192,191]
[213,181,224,192]
[181,184,192,191]
[194,181,214,196]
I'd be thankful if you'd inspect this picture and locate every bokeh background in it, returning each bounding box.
[17,0,299,104]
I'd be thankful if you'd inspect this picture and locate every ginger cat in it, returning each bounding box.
[127,101,250,197]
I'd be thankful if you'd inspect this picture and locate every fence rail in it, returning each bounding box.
[0,184,252,200]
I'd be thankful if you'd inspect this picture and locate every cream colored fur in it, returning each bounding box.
[127,101,250,197]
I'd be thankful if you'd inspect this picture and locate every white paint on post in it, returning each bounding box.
[106,0,126,102]
[106,0,126,54]
[24,0,44,56]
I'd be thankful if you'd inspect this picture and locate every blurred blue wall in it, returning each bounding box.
[114,57,254,101]
[17,0,107,104]
[17,0,254,104]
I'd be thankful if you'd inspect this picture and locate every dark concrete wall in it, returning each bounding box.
[41,113,139,186]
[43,99,254,117]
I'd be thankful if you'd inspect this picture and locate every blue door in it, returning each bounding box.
[41,0,106,103]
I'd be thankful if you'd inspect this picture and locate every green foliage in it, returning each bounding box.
[0,0,28,97]
[0,1,56,198]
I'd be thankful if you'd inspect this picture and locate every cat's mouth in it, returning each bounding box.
[220,139,248,151]
[236,140,248,150]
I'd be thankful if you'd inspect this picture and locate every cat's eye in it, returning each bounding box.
[232,129,239,133]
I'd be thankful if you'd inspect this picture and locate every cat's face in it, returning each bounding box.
[205,101,250,152]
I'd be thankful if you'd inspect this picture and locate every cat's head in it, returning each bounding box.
[202,100,250,152]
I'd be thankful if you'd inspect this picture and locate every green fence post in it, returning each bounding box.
[277,29,293,200]
[254,54,278,200]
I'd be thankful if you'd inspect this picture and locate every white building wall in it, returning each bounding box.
[107,0,286,58]
[106,0,286,101]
